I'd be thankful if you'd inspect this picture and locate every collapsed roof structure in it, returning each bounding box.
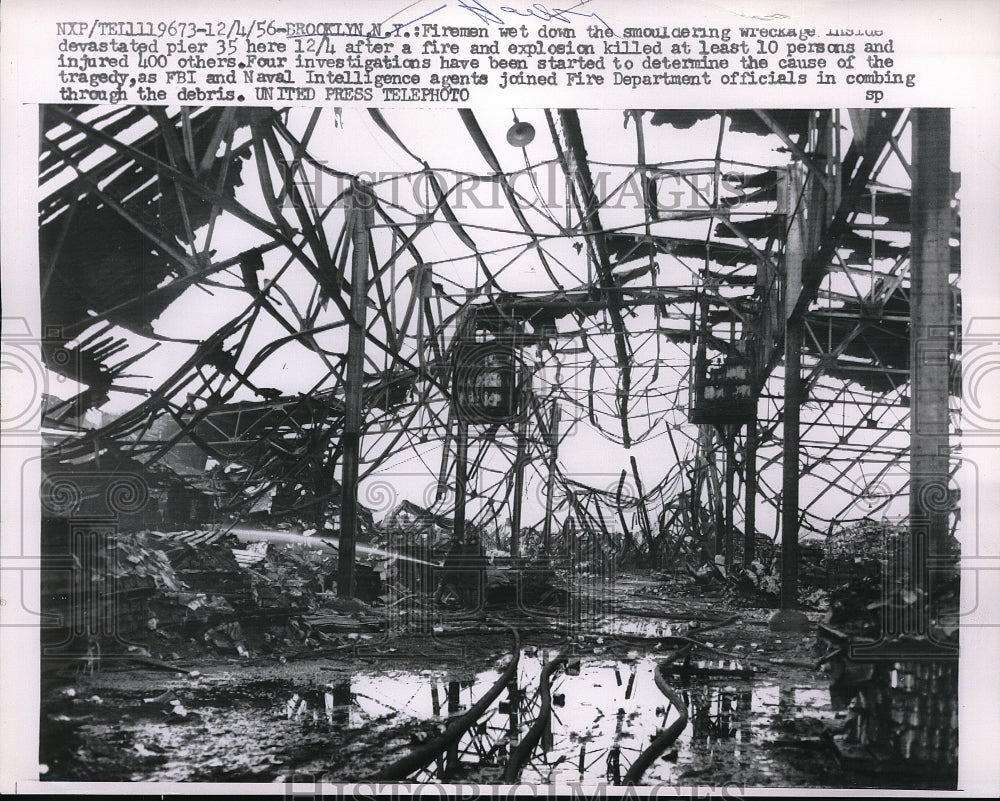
[38,105,960,599]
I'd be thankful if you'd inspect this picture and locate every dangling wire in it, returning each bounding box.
[510,109,564,235]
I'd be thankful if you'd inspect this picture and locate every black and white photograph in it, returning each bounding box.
[2,0,999,797]
[26,104,962,789]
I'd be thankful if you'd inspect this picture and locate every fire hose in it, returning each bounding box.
[623,646,691,785]
[501,652,569,783]
[372,626,520,781]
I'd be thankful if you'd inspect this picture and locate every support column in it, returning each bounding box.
[509,367,529,559]
[724,426,736,569]
[337,182,373,599]
[743,420,758,567]
[541,402,561,552]
[706,427,725,559]
[780,316,803,610]
[906,109,954,649]
[771,165,810,631]
[451,292,475,546]
[454,419,469,543]
[909,109,952,556]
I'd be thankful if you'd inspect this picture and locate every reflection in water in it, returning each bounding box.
[606,708,626,784]
[275,651,837,785]
[686,686,754,743]
[445,680,461,777]
[323,679,352,726]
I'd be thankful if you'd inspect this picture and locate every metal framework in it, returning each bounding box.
[39,106,961,598]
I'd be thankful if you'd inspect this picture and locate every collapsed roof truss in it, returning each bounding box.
[38,105,960,546]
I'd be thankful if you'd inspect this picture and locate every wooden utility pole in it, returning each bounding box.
[337,182,373,599]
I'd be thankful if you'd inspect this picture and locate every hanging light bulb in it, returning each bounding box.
[506,118,535,147]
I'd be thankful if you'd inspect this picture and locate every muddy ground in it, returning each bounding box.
[39,573,956,790]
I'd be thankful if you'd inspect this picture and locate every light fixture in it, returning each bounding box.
[506,120,535,147]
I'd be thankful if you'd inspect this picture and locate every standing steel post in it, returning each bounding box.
[743,420,758,567]
[780,317,804,609]
[451,292,475,546]
[909,108,953,586]
[454,419,469,543]
[778,164,805,615]
[510,366,529,559]
[541,402,561,552]
[337,181,374,599]
[724,426,736,569]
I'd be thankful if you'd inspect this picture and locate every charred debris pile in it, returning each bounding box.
[42,491,847,671]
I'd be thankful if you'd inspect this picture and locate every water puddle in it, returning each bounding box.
[273,650,836,784]
[45,648,837,784]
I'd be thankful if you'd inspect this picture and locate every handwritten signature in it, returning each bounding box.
[457,0,614,31]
